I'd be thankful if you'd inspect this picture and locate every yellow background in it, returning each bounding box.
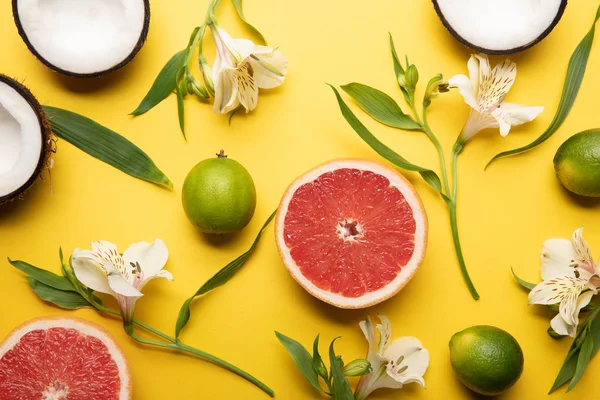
[1,0,600,399]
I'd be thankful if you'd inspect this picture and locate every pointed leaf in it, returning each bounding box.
[389,33,410,103]
[26,278,91,310]
[550,327,590,393]
[176,84,186,139]
[330,85,449,201]
[275,332,326,393]
[231,0,267,44]
[43,106,172,189]
[9,258,77,292]
[130,50,187,116]
[329,338,353,399]
[312,334,327,379]
[175,211,276,338]
[511,267,536,291]
[568,332,594,391]
[341,83,420,130]
[487,5,600,167]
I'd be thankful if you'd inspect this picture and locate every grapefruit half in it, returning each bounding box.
[0,316,131,400]
[276,159,428,309]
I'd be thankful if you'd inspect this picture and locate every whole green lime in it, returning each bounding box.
[554,130,600,197]
[182,151,256,234]
[449,325,524,396]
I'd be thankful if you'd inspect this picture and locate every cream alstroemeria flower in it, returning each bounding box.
[210,23,288,114]
[448,54,544,141]
[72,239,172,323]
[529,228,600,337]
[354,316,429,400]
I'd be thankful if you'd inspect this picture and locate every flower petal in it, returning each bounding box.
[72,249,113,295]
[236,62,259,112]
[138,270,174,292]
[528,276,589,306]
[123,239,169,279]
[448,74,478,110]
[467,55,480,98]
[359,317,379,354]
[540,238,577,280]
[383,337,429,378]
[376,315,392,355]
[90,240,126,275]
[477,58,515,113]
[213,68,240,114]
[107,273,143,298]
[248,49,288,89]
[491,107,512,136]
[500,103,544,127]
[572,227,596,274]
[550,313,572,337]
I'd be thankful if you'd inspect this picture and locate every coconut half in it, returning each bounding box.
[0,75,52,205]
[13,0,150,77]
[433,0,567,55]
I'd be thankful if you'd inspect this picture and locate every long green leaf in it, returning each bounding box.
[26,277,91,310]
[175,211,276,338]
[9,258,76,292]
[231,0,267,44]
[388,33,410,103]
[550,344,581,393]
[330,85,448,201]
[44,106,172,189]
[329,338,353,399]
[341,83,420,130]
[568,332,594,391]
[487,5,600,167]
[176,83,186,139]
[511,267,536,291]
[275,332,326,393]
[130,50,186,116]
[312,335,327,379]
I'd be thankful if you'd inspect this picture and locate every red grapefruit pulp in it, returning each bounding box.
[276,160,428,309]
[0,316,131,400]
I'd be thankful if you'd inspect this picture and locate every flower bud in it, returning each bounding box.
[199,54,215,96]
[424,74,449,107]
[343,359,372,377]
[405,65,419,91]
[314,359,328,379]
[61,262,83,293]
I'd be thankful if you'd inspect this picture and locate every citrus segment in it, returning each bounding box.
[276,160,427,309]
[0,316,131,400]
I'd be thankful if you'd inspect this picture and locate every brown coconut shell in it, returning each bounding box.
[432,0,568,55]
[11,0,151,78]
[0,74,53,206]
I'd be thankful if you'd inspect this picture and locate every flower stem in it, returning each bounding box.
[449,139,479,300]
[422,106,450,196]
[129,332,275,397]
[94,304,274,396]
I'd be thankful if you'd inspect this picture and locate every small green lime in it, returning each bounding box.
[554,130,600,197]
[182,151,256,234]
[449,325,524,396]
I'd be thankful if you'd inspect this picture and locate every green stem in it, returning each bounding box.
[97,306,176,344]
[128,332,274,397]
[449,139,479,300]
[422,106,450,196]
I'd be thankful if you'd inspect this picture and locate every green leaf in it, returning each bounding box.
[329,338,353,400]
[550,345,581,393]
[329,85,449,201]
[176,83,186,139]
[26,278,91,310]
[511,267,536,291]
[388,33,410,103]
[275,332,326,394]
[568,332,594,391]
[340,83,420,130]
[9,258,77,292]
[130,50,187,116]
[312,335,328,379]
[487,5,600,167]
[43,106,173,189]
[231,0,267,44]
[175,211,276,338]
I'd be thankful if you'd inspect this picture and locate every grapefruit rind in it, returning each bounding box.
[275,159,428,309]
[0,316,131,400]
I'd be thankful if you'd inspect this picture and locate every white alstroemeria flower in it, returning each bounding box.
[72,239,172,323]
[529,228,600,337]
[448,54,544,141]
[210,23,288,114]
[354,316,429,400]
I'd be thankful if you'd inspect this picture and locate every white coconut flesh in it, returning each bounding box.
[0,81,43,198]
[436,0,564,52]
[16,0,146,75]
